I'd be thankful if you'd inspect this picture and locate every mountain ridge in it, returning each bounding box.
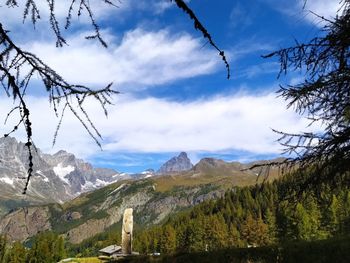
[0,138,284,244]
[0,137,127,209]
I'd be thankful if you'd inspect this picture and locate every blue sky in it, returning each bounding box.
[0,0,342,172]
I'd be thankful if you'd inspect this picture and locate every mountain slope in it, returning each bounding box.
[0,156,282,244]
[0,137,127,213]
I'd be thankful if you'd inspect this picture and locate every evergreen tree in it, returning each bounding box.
[227,223,243,248]
[26,232,66,263]
[325,194,341,235]
[6,242,26,263]
[204,215,228,251]
[265,208,278,244]
[134,178,350,254]
[293,201,324,241]
[53,236,66,261]
[0,235,7,263]
[134,231,150,254]
[159,225,177,254]
[183,221,204,252]
[241,213,254,246]
[340,190,350,233]
[263,0,350,189]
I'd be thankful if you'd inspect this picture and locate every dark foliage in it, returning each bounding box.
[251,0,350,191]
[118,236,350,263]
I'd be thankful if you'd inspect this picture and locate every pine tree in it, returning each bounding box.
[306,196,326,240]
[325,194,341,235]
[134,231,150,254]
[340,190,350,233]
[160,225,177,254]
[204,214,228,251]
[241,213,257,247]
[263,0,350,189]
[293,201,323,241]
[265,208,278,244]
[0,235,7,263]
[227,223,243,248]
[183,221,204,252]
[6,242,26,263]
[53,236,66,261]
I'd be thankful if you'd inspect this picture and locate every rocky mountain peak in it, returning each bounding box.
[0,136,125,206]
[196,158,225,168]
[53,150,70,156]
[157,152,193,174]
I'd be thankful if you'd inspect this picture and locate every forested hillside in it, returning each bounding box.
[1,171,350,262]
[133,173,350,254]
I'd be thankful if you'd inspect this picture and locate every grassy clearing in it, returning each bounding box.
[61,257,104,263]
[152,173,256,193]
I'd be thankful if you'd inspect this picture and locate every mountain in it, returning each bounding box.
[0,137,128,212]
[157,152,193,174]
[0,178,224,243]
[0,139,284,244]
[0,155,283,244]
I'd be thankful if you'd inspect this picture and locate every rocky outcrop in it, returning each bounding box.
[65,183,154,244]
[0,207,51,241]
[158,152,193,174]
[139,187,224,224]
[66,217,111,244]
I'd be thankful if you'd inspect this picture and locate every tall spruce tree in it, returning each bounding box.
[159,225,177,254]
[0,235,7,263]
[6,241,26,263]
[262,0,350,189]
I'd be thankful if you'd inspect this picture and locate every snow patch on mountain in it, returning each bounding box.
[0,177,14,185]
[109,183,126,196]
[35,170,49,182]
[95,179,109,187]
[53,163,75,184]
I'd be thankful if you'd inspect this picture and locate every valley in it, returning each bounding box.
[0,137,280,244]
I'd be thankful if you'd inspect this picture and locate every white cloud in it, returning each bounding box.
[301,0,344,24]
[233,62,280,79]
[0,91,319,160]
[262,0,341,26]
[143,0,191,14]
[24,28,218,91]
[260,0,343,27]
[229,2,253,29]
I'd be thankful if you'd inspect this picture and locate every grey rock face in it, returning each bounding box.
[0,206,51,241]
[0,137,126,207]
[157,152,193,174]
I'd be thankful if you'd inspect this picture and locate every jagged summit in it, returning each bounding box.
[157,152,193,174]
[53,150,71,156]
[0,136,126,205]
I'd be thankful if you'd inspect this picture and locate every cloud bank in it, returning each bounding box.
[0,92,316,160]
[24,28,218,91]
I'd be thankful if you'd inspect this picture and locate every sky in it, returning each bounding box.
[0,0,343,173]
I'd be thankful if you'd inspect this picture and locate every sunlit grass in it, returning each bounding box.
[152,173,257,192]
[62,257,104,263]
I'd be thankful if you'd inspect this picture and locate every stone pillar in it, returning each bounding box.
[121,208,133,254]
